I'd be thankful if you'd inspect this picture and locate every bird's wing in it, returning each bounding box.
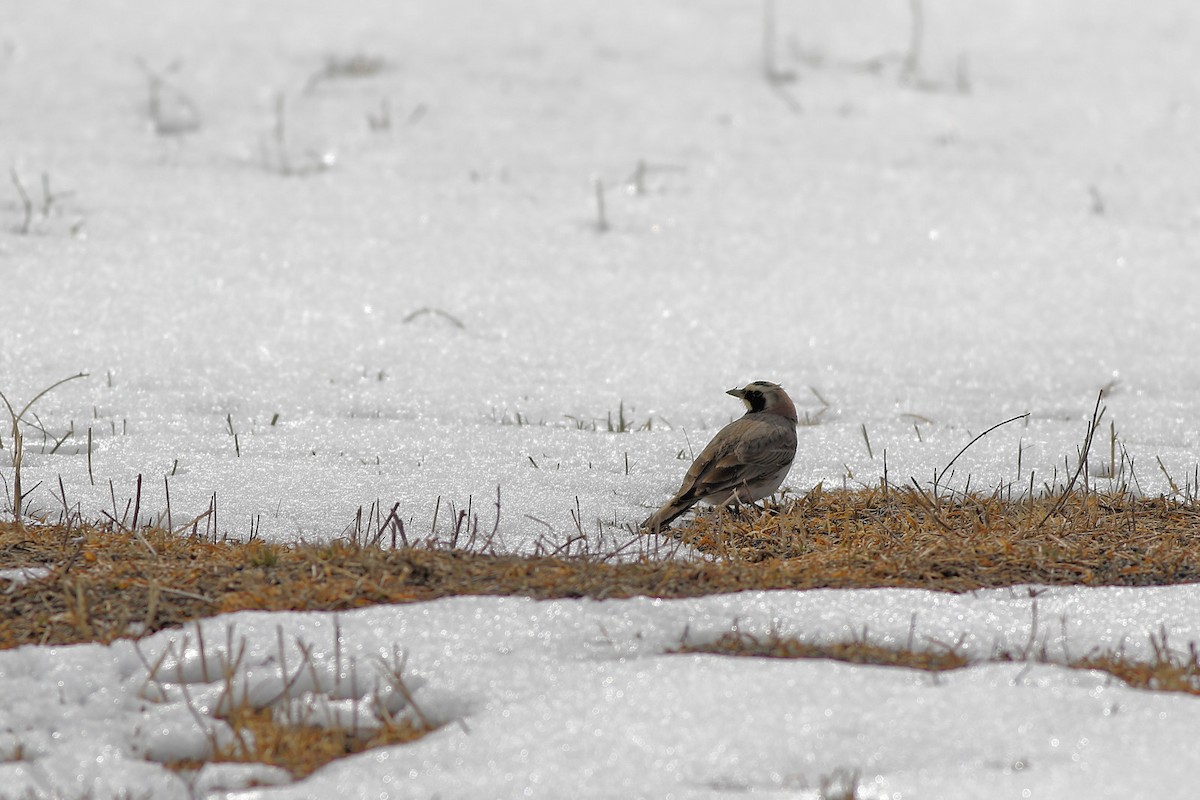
[672,417,796,505]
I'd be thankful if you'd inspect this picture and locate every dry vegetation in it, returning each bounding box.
[676,484,1200,589]
[3,487,1200,650]
[675,624,1200,699]
[167,706,430,780]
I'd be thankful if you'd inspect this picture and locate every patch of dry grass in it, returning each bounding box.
[680,485,1200,590]
[2,488,1199,651]
[167,705,431,780]
[675,628,969,672]
[1065,635,1200,696]
[675,626,1200,698]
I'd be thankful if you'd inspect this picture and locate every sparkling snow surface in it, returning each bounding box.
[4,588,1200,799]
[2,0,1200,797]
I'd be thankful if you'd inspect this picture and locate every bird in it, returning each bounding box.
[642,381,798,532]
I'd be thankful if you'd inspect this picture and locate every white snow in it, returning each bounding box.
[3,0,1200,797]
[3,589,1200,799]
[0,568,52,588]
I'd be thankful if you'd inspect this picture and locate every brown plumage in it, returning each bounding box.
[642,381,798,532]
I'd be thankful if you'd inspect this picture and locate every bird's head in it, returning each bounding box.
[727,381,798,422]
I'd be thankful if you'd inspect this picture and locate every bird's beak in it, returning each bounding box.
[726,387,745,398]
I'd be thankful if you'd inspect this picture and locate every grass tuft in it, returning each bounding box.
[167,704,431,780]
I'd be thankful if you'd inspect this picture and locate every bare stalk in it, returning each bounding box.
[1038,391,1106,525]
[934,413,1030,498]
[10,167,33,234]
[0,372,88,523]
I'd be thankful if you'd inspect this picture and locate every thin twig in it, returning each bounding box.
[1039,391,1106,526]
[935,413,1030,496]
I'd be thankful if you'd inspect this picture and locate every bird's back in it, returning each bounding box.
[673,412,797,507]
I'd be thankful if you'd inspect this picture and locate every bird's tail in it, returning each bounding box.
[641,501,693,533]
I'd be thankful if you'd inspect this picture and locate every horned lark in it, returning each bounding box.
[642,381,798,532]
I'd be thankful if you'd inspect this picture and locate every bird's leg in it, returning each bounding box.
[731,499,778,519]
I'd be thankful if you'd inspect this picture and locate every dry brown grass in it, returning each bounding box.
[168,706,431,780]
[2,487,1199,651]
[676,626,1200,698]
[1066,634,1200,695]
[678,485,1200,590]
[676,628,970,671]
